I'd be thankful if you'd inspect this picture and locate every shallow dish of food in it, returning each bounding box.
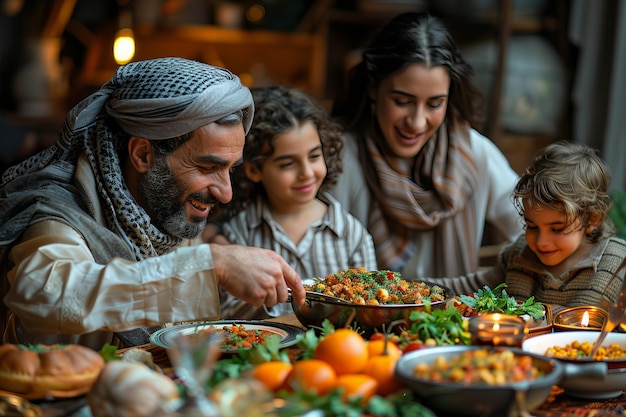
[150,320,304,353]
[291,269,455,336]
[394,345,606,417]
[522,331,626,399]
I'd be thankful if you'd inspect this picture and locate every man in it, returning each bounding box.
[0,58,305,349]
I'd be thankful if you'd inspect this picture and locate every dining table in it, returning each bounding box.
[24,313,626,417]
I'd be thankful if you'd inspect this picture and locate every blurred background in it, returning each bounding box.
[0,0,624,196]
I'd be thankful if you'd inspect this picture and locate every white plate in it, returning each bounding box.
[522,331,626,399]
[150,320,304,353]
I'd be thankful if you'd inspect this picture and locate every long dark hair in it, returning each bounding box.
[332,12,484,133]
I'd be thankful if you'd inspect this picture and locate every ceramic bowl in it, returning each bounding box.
[522,331,626,399]
[394,345,605,417]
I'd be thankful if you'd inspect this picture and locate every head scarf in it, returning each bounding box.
[3,58,253,182]
[0,57,253,259]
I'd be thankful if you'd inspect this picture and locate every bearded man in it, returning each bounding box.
[0,58,305,349]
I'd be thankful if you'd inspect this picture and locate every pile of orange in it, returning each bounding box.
[249,328,404,404]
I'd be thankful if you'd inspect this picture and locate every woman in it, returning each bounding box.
[331,12,523,278]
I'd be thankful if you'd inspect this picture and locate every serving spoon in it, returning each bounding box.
[287,288,352,305]
[589,256,626,358]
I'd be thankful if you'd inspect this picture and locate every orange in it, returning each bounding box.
[363,353,402,396]
[313,328,369,375]
[367,339,402,359]
[250,361,293,391]
[281,359,337,395]
[334,373,379,404]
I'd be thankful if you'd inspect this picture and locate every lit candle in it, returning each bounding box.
[581,311,590,328]
[469,313,529,347]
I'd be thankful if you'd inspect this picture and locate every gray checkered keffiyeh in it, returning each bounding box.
[2,57,253,182]
[0,58,253,259]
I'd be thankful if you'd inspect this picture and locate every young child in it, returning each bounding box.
[435,141,626,310]
[217,86,378,319]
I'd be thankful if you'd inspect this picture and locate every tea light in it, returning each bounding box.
[553,306,607,331]
[468,313,529,347]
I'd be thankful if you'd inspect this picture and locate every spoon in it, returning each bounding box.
[303,290,352,304]
[589,256,626,358]
[287,288,352,305]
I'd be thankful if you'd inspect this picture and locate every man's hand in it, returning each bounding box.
[210,244,305,307]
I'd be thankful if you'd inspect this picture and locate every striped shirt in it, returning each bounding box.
[220,192,378,319]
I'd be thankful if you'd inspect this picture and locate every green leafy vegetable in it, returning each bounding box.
[609,188,626,239]
[208,334,289,388]
[294,327,321,360]
[99,343,120,362]
[273,389,436,417]
[458,283,545,320]
[406,304,471,346]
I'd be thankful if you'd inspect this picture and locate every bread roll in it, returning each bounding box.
[0,344,105,396]
[88,360,180,417]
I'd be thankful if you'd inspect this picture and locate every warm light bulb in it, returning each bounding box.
[114,28,135,65]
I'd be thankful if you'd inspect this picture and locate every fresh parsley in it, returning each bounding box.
[406,304,472,346]
[273,389,436,417]
[458,283,545,320]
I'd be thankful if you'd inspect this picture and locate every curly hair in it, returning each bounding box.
[332,12,484,132]
[226,86,343,215]
[514,141,615,242]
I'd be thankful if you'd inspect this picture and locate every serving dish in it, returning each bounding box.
[394,345,606,417]
[291,282,455,336]
[522,331,626,399]
[149,320,304,353]
[0,392,43,416]
[526,304,553,335]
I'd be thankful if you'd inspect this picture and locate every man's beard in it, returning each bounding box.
[139,155,214,239]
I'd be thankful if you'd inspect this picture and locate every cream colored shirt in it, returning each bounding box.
[3,220,221,350]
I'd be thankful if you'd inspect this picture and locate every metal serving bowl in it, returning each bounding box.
[290,282,455,336]
[394,345,606,417]
[522,331,626,399]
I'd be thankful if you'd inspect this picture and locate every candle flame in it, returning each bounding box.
[492,323,501,331]
[581,311,589,327]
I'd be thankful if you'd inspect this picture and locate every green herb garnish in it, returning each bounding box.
[458,283,545,320]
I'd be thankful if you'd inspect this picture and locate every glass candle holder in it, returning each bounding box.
[553,306,607,331]
[469,313,529,347]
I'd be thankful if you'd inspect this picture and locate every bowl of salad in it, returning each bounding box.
[453,283,552,334]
